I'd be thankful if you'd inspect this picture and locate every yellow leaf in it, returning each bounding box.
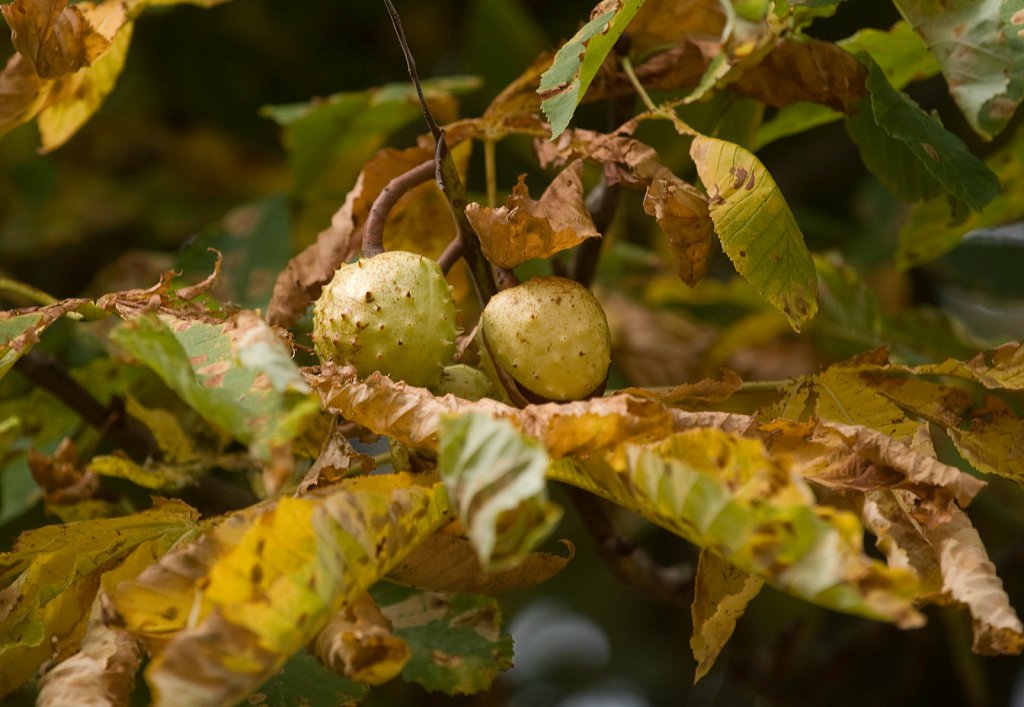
[690,549,763,683]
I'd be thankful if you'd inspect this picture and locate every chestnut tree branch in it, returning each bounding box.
[362,159,436,258]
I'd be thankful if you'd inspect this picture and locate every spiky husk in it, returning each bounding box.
[312,251,457,388]
[481,276,611,401]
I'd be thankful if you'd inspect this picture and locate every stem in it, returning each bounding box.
[14,350,158,460]
[362,160,435,257]
[621,55,657,112]
[437,238,463,274]
[571,177,619,287]
[484,138,497,208]
[567,486,693,607]
[0,278,58,307]
[382,0,440,140]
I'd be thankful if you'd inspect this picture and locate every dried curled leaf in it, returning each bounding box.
[642,170,714,286]
[466,161,600,269]
[308,362,674,458]
[2,0,124,79]
[690,550,764,684]
[313,593,410,685]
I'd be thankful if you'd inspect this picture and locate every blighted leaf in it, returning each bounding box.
[0,299,95,380]
[310,363,674,458]
[642,169,714,285]
[538,0,646,138]
[141,475,450,707]
[893,0,1024,140]
[814,366,923,441]
[297,418,376,494]
[690,549,764,683]
[439,413,562,572]
[388,522,571,594]
[466,161,600,269]
[861,57,999,211]
[863,492,1023,655]
[374,582,514,695]
[549,428,925,626]
[898,125,1024,267]
[0,499,198,697]
[247,649,368,707]
[690,135,818,330]
[36,599,141,707]
[109,310,321,470]
[313,593,410,685]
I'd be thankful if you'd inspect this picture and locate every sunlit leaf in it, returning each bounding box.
[0,499,198,697]
[893,0,1024,140]
[690,135,818,330]
[538,0,646,138]
[312,592,410,686]
[466,160,600,269]
[388,522,571,594]
[690,549,763,683]
[549,428,925,625]
[136,474,450,707]
[439,413,562,571]
[373,582,514,695]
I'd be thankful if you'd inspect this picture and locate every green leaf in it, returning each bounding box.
[690,135,818,330]
[438,413,562,572]
[538,0,645,139]
[859,56,999,212]
[898,123,1024,267]
[893,0,1024,140]
[0,300,96,381]
[109,310,321,464]
[549,428,924,626]
[373,582,514,695]
[245,650,368,706]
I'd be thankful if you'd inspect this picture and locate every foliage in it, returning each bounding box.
[2,0,1024,705]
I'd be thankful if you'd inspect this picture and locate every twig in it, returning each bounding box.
[572,177,619,287]
[484,138,497,208]
[567,486,693,607]
[13,350,158,460]
[363,160,436,258]
[382,0,440,140]
[0,277,58,307]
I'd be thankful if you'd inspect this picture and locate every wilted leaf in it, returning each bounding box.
[862,492,1024,655]
[439,413,562,571]
[310,362,674,458]
[2,0,124,79]
[313,592,410,685]
[139,474,450,707]
[893,0,1024,140]
[538,0,646,138]
[690,135,818,330]
[466,160,600,269]
[0,299,95,380]
[388,522,572,594]
[374,582,514,695]
[36,599,141,707]
[0,499,198,697]
[642,169,714,285]
[549,428,925,626]
[297,418,376,494]
[690,549,764,683]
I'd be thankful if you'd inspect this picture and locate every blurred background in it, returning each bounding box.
[1,1,1023,705]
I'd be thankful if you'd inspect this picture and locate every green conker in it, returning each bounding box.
[312,251,457,388]
[481,276,611,401]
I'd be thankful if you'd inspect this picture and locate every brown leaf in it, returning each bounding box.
[732,38,867,114]
[27,437,100,505]
[627,0,726,57]
[37,599,141,707]
[0,53,49,134]
[2,0,125,79]
[466,161,599,268]
[389,522,572,594]
[296,418,376,494]
[265,145,431,329]
[308,362,674,458]
[622,370,743,409]
[642,169,714,285]
[313,593,410,685]
[536,127,663,186]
